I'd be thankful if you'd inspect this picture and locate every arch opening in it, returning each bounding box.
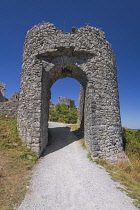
[47,77,82,149]
[50,77,80,108]
[40,64,87,153]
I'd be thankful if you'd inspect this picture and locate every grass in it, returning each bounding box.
[69,123,140,209]
[0,115,38,210]
[87,152,93,161]
[67,123,85,148]
[96,158,140,209]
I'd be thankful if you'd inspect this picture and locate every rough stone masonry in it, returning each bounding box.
[0,82,6,102]
[18,22,125,162]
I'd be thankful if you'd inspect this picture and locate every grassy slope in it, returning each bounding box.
[0,116,38,210]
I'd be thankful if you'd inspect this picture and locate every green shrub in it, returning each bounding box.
[49,103,78,124]
[122,128,140,160]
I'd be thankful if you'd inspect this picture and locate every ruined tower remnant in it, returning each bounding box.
[0,82,6,102]
[18,22,125,162]
[9,92,19,102]
[58,96,75,108]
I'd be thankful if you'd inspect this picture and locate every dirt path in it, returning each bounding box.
[18,122,137,210]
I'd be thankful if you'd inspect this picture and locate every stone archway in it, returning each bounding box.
[18,22,125,161]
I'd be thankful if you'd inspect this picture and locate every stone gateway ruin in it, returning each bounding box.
[18,22,125,162]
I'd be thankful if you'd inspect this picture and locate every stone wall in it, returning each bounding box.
[0,82,6,102]
[18,22,125,162]
[0,89,19,117]
[0,101,19,118]
[78,85,85,129]
[9,92,19,102]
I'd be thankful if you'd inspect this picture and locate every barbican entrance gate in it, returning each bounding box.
[18,23,124,161]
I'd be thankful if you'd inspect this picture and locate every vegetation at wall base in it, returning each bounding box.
[0,115,38,210]
[96,128,140,209]
[96,157,140,209]
[49,103,78,124]
[69,124,140,209]
[68,123,85,148]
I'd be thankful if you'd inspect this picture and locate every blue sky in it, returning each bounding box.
[0,0,140,128]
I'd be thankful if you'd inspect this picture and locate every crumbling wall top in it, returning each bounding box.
[23,22,111,64]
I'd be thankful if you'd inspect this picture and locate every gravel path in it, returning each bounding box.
[18,122,137,210]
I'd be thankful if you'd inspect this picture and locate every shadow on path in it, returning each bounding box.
[41,126,79,157]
